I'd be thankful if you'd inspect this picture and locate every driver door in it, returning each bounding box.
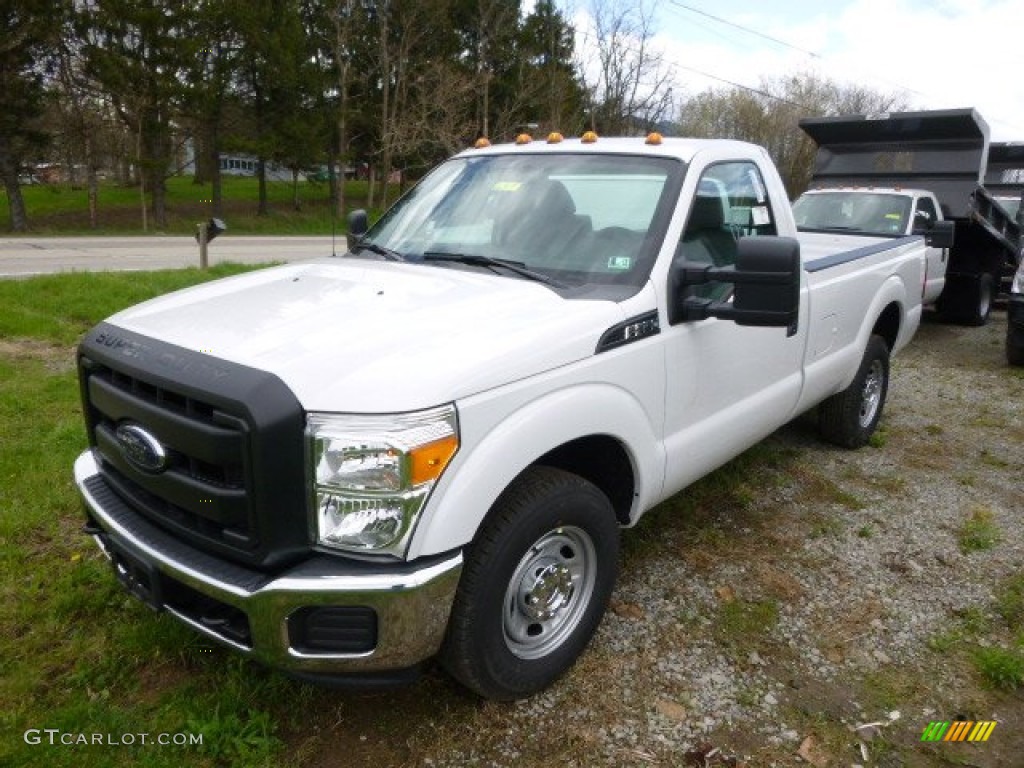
[661,159,807,495]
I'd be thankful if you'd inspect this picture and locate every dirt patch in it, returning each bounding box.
[274,311,1024,768]
[0,337,76,373]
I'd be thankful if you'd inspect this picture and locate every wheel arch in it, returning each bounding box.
[871,300,902,352]
[406,384,662,559]
[536,436,635,526]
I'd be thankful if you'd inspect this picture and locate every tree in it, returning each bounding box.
[581,0,676,135]
[518,0,583,135]
[0,0,66,231]
[317,0,371,216]
[180,0,249,219]
[233,0,323,215]
[77,0,194,230]
[676,72,911,195]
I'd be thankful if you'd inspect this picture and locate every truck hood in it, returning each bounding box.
[105,258,624,412]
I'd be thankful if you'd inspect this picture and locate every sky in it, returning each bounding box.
[565,0,1024,141]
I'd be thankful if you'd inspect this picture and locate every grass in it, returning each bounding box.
[0,265,302,768]
[712,599,780,656]
[1,176,400,236]
[956,506,1002,554]
[972,646,1024,690]
[925,575,1024,694]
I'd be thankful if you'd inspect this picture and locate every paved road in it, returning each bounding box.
[0,235,341,277]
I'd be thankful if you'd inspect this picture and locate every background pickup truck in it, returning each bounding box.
[792,186,951,304]
[798,109,1022,326]
[75,133,935,700]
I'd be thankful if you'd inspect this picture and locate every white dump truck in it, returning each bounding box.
[798,109,1022,326]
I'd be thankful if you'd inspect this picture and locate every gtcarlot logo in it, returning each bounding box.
[24,729,203,747]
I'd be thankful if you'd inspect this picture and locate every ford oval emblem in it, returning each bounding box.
[115,423,168,474]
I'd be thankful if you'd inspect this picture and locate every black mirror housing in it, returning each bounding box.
[925,219,954,249]
[346,209,369,252]
[670,236,801,335]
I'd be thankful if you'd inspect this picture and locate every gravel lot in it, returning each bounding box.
[293,310,1023,768]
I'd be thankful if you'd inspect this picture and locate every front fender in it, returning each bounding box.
[406,383,665,560]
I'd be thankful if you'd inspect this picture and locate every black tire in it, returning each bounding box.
[439,466,619,700]
[969,272,995,327]
[818,335,890,449]
[938,272,994,326]
[1008,332,1024,366]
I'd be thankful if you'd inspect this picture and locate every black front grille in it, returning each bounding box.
[78,322,308,569]
[85,360,257,549]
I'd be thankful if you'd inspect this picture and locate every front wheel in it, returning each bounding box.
[439,466,619,700]
[818,335,890,448]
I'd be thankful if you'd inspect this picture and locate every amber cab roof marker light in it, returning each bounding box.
[515,133,533,145]
[581,131,599,144]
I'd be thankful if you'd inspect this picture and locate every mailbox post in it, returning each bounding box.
[195,218,226,269]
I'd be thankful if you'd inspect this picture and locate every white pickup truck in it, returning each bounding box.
[74,134,938,700]
[1009,257,1024,365]
[792,187,951,304]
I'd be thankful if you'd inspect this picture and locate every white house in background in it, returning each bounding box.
[219,154,296,182]
[179,140,300,181]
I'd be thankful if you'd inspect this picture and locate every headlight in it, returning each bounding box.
[307,405,459,557]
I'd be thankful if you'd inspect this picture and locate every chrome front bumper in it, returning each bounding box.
[74,450,463,679]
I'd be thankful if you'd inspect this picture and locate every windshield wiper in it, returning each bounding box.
[422,252,566,288]
[798,224,861,232]
[352,241,405,261]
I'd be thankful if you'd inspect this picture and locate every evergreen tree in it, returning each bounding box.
[0,0,67,231]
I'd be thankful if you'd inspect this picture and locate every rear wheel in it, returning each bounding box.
[439,466,619,700]
[819,335,890,448]
[938,272,994,326]
[970,272,995,327]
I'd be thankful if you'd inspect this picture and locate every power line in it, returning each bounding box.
[666,0,821,59]
[573,25,805,109]
[662,0,935,100]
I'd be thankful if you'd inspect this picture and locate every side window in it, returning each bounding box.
[913,197,937,233]
[676,161,777,300]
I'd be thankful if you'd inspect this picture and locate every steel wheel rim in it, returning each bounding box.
[859,360,884,428]
[503,525,597,660]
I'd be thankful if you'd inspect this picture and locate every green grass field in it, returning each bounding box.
[0,176,398,236]
[4,269,1022,767]
[0,265,303,768]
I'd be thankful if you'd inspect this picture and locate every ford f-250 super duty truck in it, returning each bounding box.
[74,133,941,700]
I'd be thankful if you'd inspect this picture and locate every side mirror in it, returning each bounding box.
[346,209,368,251]
[925,219,954,249]
[670,236,801,335]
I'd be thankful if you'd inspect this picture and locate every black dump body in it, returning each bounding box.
[799,109,1022,297]
[800,108,989,217]
[986,142,1024,213]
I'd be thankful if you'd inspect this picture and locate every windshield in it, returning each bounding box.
[357,153,682,295]
[793,191,912,236]
[996,196,1021,221]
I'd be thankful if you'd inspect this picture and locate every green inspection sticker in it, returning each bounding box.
[608,256,632,270]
